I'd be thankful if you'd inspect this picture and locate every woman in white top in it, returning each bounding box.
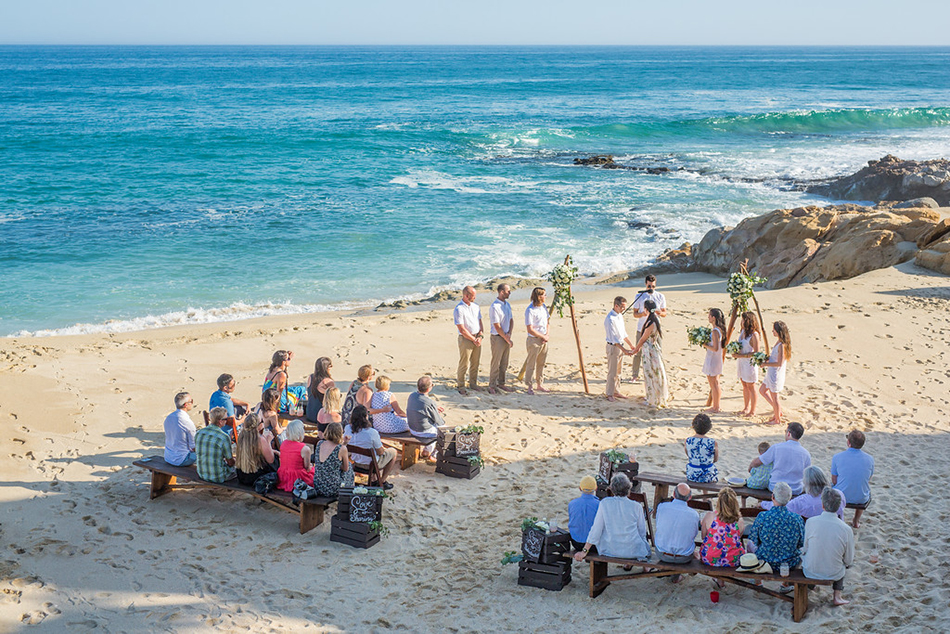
[730,311,760,418]
[759,321,791,426]
[524,287,550,395]
[370,375,409,434]
[702,308,726,413]
[573,473,650,562]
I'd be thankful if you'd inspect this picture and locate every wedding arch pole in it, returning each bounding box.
[562,256,591,395]
[722,261,748,362]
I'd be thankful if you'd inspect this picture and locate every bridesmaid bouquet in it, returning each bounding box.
[749,352,769,367]
[686,326,712,347]
[725,340,744,355]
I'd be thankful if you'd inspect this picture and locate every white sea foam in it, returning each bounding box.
[389,170,540,194]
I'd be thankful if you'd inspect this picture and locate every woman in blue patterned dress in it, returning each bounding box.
[684,413,719,482]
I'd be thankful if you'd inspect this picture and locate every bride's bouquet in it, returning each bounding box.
[686,326,712,347]
[725,340,743,355]
[749,352,769,367]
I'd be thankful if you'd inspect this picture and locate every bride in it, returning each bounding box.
[631,300,669,408]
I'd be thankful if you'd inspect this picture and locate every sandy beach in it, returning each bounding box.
[2,263,949,632]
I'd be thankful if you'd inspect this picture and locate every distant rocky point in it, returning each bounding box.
[807,154,950,206]
[376,276,544,310]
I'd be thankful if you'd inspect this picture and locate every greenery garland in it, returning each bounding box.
[726,271,768,313]
[545,257,579,317]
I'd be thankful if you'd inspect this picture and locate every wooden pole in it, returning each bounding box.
[569,296,590,395]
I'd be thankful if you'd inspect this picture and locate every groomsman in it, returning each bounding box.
[604,296,635,401]
[454,286,483,395]
[629,274,667,381]
[488,283,515,394]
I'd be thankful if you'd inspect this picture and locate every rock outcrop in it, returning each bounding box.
[807,155,950,205]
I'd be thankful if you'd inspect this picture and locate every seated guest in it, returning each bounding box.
[235,414,277,486]
[163,392,197,467]
[345,405,398,490]
[655,483,701,578]
[316,387,343,435]
[746,441,772,490]
[406,376,447,460]
[210,373,249,420]
[573,473,650,562]
[699,487,745,571]
[196,407,236,483]
[276,420,314,492]
[832,429,874,528]
[371,375,409,434]
[685,413,718,482]
[748,422,811,495]
[258,388,284,441]
[262,350,307,415]
[785,466,845,520]
[748,482,804,571]
[567,476,601,553]
[305,357,335,424]
[312,422,354,498]
[802,487,855,606]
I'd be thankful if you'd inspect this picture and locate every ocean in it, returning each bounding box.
[2,45,950,336]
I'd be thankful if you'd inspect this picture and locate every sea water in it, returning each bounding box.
[2,46,950,336]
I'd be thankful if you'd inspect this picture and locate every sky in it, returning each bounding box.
[2,0,950,46]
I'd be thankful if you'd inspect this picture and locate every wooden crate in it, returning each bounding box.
[596,454,640,498]
[337,487,384,523]
[329,516,380,549]
[435,454,481,479]
[517,560,572,591]
[436,427,481,459]
[522,527,570,564]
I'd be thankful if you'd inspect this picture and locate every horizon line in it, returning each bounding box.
[3,43,950,48]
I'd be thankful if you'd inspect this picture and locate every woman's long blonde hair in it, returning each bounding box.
[716,487,740,525]
[236,413,265,473]
[323,387,342,413]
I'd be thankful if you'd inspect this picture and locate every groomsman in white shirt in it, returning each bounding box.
[629,274,667,381]
[488,284,515,395]
[454,286,483,395]
[604,296,635,401]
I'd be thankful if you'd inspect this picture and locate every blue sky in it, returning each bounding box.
[3,0,950,45]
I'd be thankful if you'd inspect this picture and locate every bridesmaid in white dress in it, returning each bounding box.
[730,311,760,418]
[701,308,726,413]
[759,321,791,425]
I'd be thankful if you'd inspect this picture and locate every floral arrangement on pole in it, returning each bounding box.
[686,326,712,347]
[726,271,768,313]
[545,257,579,318]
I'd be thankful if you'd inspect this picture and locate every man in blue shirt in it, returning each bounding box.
[655,483,701,579]
[832,430,874,527]
[568,476,600,552]
[749,422,811,495]
[209,373,249,419]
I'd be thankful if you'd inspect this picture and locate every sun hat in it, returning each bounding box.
[579,476,597,492]
[737,553,773,574]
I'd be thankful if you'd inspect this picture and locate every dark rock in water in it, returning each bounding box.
[647,167,670,175]
[574,155,616,166]
[626,220,653,230]
[806,155,950,205]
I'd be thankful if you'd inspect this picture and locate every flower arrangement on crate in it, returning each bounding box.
[725,340,744,355]
[726,271,767,313]
[749,351,769,367]
[686,325,712,347]
[604,449,629,464]
[546,257,579,318]
[352,486,389,499]
[457,425,484,435]
[521,516,550,532]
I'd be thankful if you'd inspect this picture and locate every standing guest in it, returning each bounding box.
[454,286,484,395]
[655,483,701,580]
[801,488,855,606]
[258,388,284,441]
[488,283,515,395]
[699,487,745,571]
[567,476,601,553]
[759,321,792,425]
[832,430,874,528]
[631,299,668,408]
[604,296,635,401]
[748,482,804,572]
[524,287,550,395]
[746,441,772,490]
[262,350,307,415]
[210,373,249,420]
[371,375,409,434]
[235,413,277,486]
[629,274,667,382]
[702,308,726,413]
[749,423,811,495]
[406,375,447,461]
[196,407,236,483]
[345,405,398,490]
[276,420,314,492]
[730,312,761,417]
[305,357,335,424]
[312,422,354,498]
[783,466,846,520]
[684,413,719,483]
[163,392,197,467]
[316,387,343,435]
[573,473,650,561]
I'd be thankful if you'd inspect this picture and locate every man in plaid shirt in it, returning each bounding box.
[196,407,236,483]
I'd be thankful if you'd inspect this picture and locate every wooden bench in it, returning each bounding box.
[379,431,433,469]
[132,456,335,534]
[574,552,832,622]
[634,472,772,510]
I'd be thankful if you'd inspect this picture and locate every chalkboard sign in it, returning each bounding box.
[521,527,545,563]
[455,432,480,457]
[349,494,379,523]
[598,453,612,483]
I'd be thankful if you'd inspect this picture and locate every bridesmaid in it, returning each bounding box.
[759,321,791,425]
[631,299,669,408]
[702,308,726,413]
[731,311,761,417]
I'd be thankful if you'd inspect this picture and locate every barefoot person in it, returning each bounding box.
[832,430,874,528]
[731,311,761,417]
[759,321,791,425]
[802,488,855,606]
[454,286,484,395]
[604,296,635,401]
[488,283,515,395]
[524,287,550,395]
[629,274,667,382]
[406,375,447,461]
[631,299,668,408]
[702,308,726,413]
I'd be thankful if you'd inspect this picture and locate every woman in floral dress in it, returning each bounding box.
[699,487,745,574]
[632,300,669,408]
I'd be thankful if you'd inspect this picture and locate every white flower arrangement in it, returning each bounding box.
[725,340,744,355]
[749,351,769,367]
[686,326,712,347]
[545,257,579,318]
[726,271,768,313]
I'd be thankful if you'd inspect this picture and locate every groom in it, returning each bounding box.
[629,274,667,382]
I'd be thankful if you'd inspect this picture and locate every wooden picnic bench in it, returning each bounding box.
[574,552,833,622]
[378,431,433,469]
[132,456,335,534]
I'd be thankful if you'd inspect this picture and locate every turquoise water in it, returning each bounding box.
[2,46,950,336]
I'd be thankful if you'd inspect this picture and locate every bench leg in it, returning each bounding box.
[653,484,669,514]
[589,560,610,598]
[150,472,176,499]
[793,583,809,622]
[400,444,419,470]
[299,504,325,534]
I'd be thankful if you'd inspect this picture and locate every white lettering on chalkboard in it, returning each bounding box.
[349,495,377,523]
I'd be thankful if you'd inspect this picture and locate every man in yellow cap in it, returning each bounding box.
[568,475,601,552]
